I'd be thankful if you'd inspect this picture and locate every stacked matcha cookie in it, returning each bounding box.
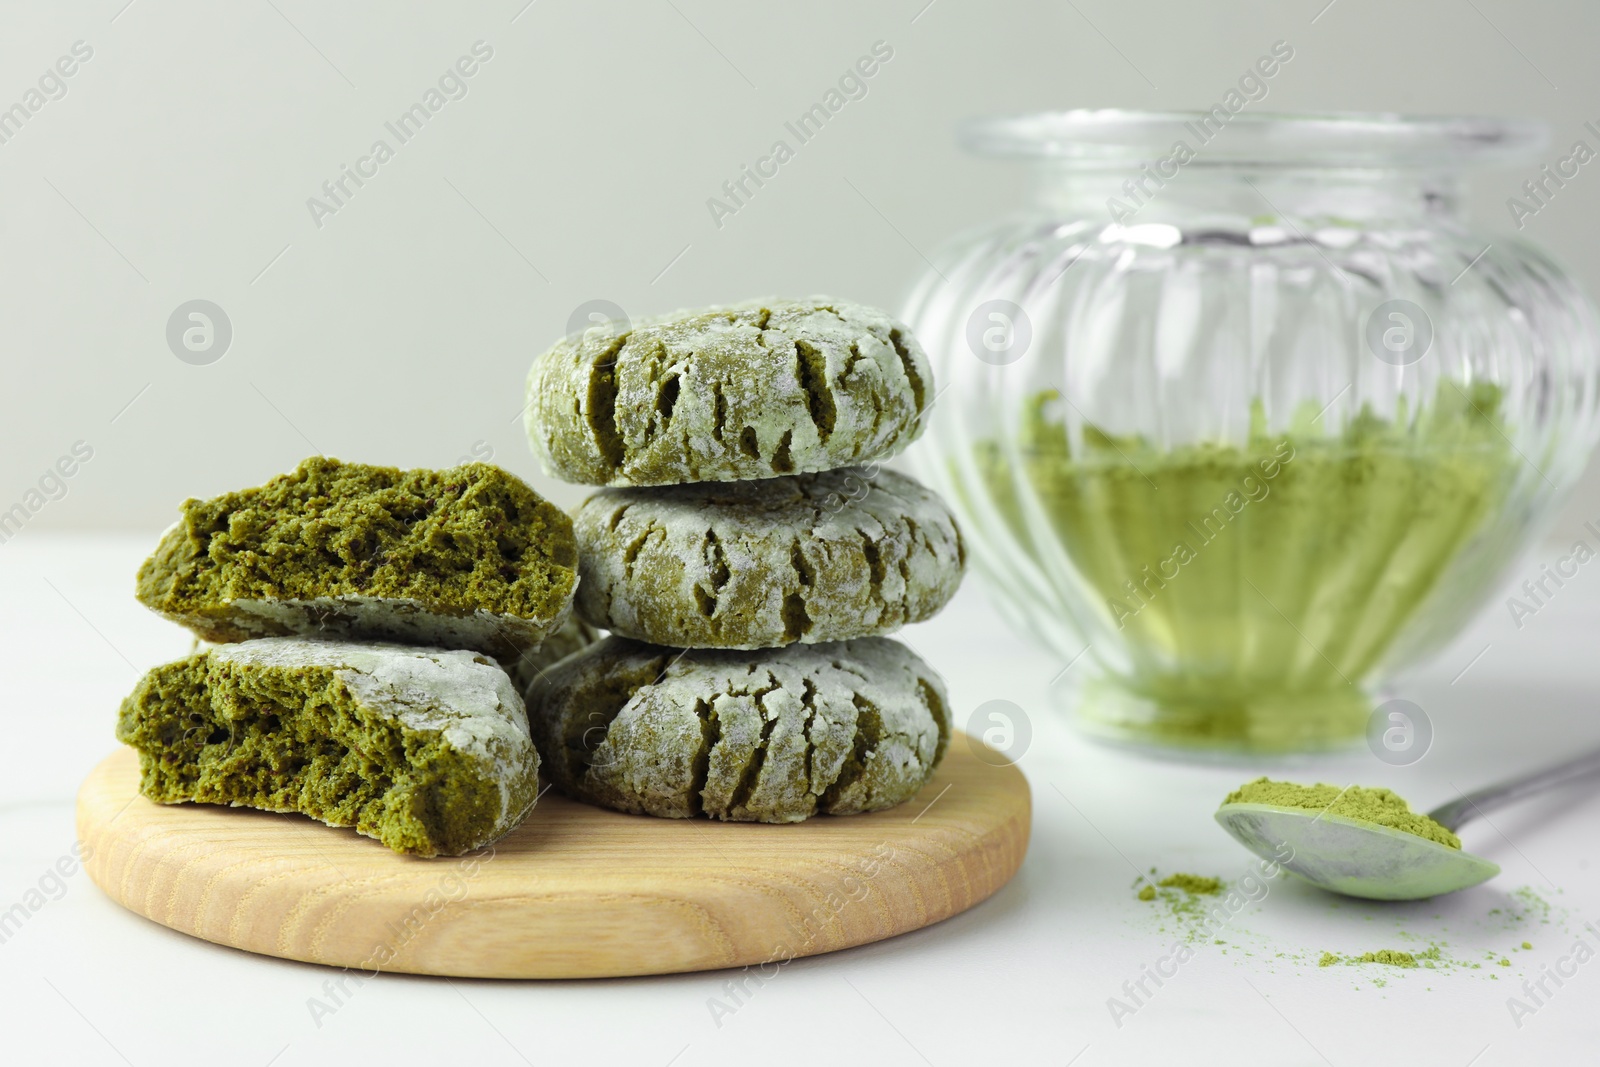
[118,458,582,856]
[523,298,966,823]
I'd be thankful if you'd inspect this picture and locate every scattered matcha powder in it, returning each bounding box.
[1319,947,1436,969]
[1360,950,1418,968]
[1224,777,1461,849]
[1133,872,1235,943]
[1159,873,1223,895]
[1514,887,1554,922]
[1125,859,1563,984]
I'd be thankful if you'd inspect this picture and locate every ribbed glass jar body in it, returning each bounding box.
[905,112,1600,754]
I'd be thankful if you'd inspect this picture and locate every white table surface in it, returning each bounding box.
[4,533,1599,1067]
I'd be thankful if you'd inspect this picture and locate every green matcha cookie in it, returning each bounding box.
[137,457,578,661]
[525,636,950,823]
[116,638,539,856]
[504,615,602,693]
[525,298,933,486]
[573,468,965,649]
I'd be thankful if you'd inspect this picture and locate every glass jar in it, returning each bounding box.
[904,111,1600,755]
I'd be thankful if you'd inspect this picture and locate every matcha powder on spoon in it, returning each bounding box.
[1225,778,1461,850]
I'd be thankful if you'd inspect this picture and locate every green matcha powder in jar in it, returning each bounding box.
[904,110,1600,755]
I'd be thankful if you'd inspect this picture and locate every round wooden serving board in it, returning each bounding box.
[77,741,1030,979]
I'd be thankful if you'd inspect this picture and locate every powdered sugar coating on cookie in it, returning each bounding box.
[525,298,933,486]
[525,636,950,823]
[573,468,965,649]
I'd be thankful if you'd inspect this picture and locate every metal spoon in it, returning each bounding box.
[1214,746,1600,901]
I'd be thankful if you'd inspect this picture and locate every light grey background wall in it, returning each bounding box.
[3,0,1598,534]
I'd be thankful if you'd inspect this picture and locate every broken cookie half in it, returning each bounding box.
[135,457,579,663]
[116,637,540,857]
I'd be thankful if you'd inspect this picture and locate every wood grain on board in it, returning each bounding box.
[78,739,1030,979]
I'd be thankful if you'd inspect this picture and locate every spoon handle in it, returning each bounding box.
[1426,745,1600,832]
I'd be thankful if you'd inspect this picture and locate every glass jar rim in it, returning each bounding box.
[962,109,1547,168]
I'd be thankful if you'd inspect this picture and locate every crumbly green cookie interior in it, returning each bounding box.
[1225,777,1461,849]
[526,298,932,486]
[116,639,539,857]
[527,636,950,823]
[573,467,965,649]
[136,457,577,654]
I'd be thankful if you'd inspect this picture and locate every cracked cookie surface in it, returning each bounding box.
[524,636,950,822]
[573,468,965,649]
[524,298,933,486]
